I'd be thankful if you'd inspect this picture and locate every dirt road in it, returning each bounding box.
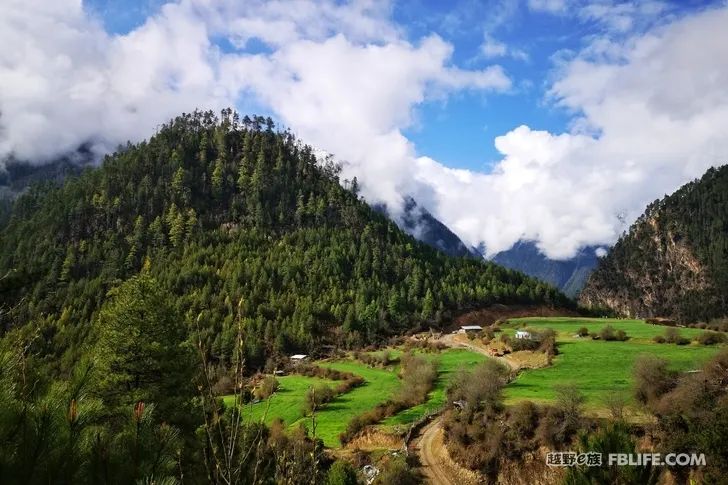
[412,416,481,485]
[414,417,456,485]
[411,334,518,484]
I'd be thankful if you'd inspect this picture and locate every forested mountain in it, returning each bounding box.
[493,241,600,297]
[0,109,567,374]
[580,165,728,322]
[0,156,91,226]
[377,196,476,258]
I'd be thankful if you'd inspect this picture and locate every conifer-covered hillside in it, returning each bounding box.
[0,110,568,372]
[581,165,728,322]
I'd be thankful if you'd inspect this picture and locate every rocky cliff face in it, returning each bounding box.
[579,215,712,319]
[580,165,728,322]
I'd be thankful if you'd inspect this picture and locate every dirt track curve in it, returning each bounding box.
[413,416,458,485]
[412,333,519,484]
[413,415,484,485]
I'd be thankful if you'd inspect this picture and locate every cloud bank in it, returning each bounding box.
[2,0,728,259]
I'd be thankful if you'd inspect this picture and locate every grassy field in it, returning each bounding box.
[226,318,724,447]
[502,317,721,406]
[223,374,336,425]
[381,349,486,428]
[228,361,401,447]
[297,361,401,446]
[226,349,488,447]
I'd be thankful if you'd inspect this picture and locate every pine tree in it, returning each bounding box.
[94,273,195,424]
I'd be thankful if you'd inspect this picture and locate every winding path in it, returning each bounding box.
[412,333,519,484]
[413,417,457,485]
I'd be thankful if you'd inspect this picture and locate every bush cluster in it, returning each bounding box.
[591,325,628,341]
[402,339,447,353]
[254,375,280,400]
[696,330,727,345]
[653,327,691,345]
[352,350,397,367]
[444,362,584,477]
[339,352,437,444]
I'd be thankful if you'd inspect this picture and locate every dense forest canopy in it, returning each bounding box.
[0,109,568,375]
[581,165,728,322]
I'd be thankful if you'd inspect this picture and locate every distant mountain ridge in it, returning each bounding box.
[377,197,477,259]
[376,199,601,296]
[492,241,600,297]
[580,165,728,322]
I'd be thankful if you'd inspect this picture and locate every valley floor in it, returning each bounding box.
[226,316,724,449]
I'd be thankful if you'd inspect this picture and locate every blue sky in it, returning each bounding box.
[82,0,719,171]
[5,0,728,257]
[83,0,576,170]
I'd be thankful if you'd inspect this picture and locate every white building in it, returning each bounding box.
[458,325,483,334]
[515,330,532,339]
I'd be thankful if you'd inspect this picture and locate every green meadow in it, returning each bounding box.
[226,317,724,447]
[227,361,400,447]
[223,374,336,425]
[225,349,487,447]
[298,361,401,446]
[502,317,720,406]
[381,348,486,428]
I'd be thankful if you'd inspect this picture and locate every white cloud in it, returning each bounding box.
[577,1,669,33]
[221,32,510,213]
[480,35,528,61]
[481,36,508,58]
[528,0,569,14]
[529,1,670,34]
[0,0,237,161]
[0,0,510,220]
[420,4,728,259]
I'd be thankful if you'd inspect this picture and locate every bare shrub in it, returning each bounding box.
[664,327,680,344]
[352,350,397,367]
[212,375,235,395]
[696,331,726,345]
[555,384,585,431]
[507,401,539,440]
[395,352,438,406]
[302,384,335,415]
[633,354,677,405]
[254,375,280,400]
[603,391,629,420]
[447,360,509,415]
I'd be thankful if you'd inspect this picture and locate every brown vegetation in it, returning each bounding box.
[597,325,629,341]
[635,349,728,483]
[443,362,586,478]
[352,350,398,367]
[254,375,280,400]
[452,305,579,330]
[695,330,726,345]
